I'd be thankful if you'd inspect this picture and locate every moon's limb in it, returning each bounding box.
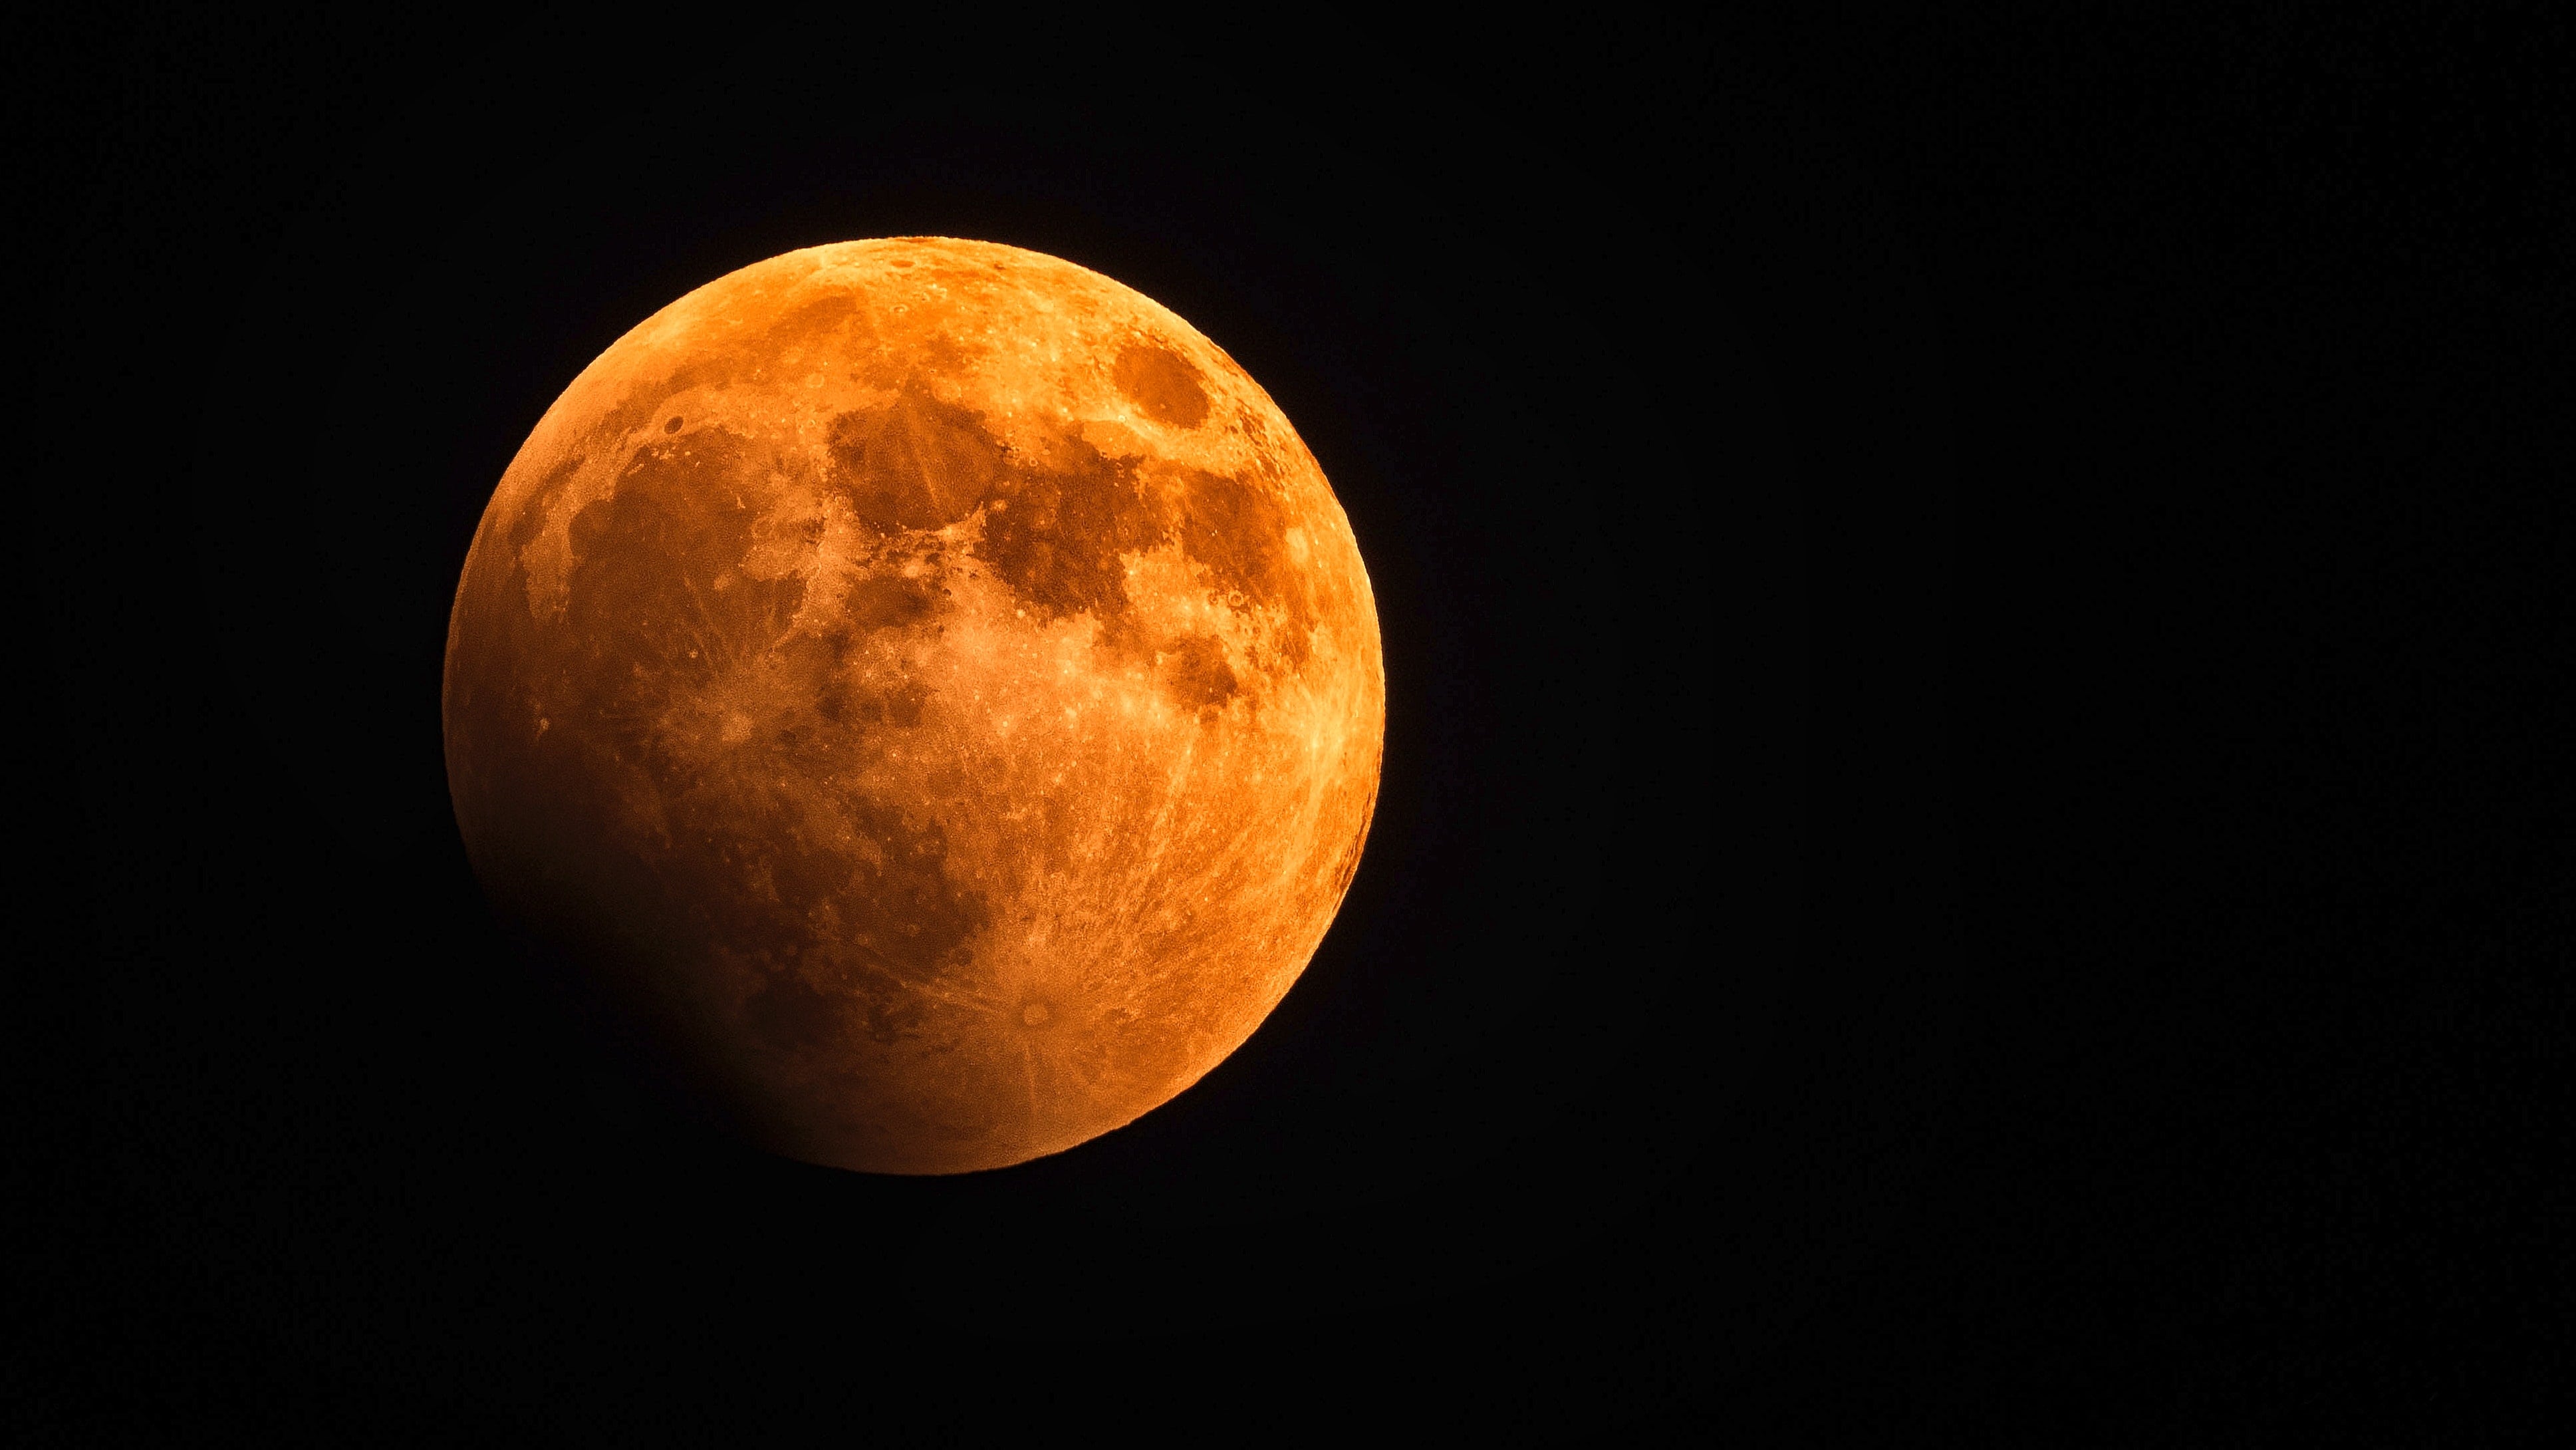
[444,239,1384,1174]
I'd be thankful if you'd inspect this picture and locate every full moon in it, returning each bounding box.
[443,238,1384,1175]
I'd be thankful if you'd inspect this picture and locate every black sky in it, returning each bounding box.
[18,10,2571,1441]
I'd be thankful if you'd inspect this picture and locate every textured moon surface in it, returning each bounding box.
[443,238,1384,1175]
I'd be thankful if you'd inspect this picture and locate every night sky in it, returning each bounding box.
[21,12,2569,1439]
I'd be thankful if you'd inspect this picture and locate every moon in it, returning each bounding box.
[443,238,1384,1175]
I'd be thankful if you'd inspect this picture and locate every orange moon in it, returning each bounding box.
[442,238,1384,1175]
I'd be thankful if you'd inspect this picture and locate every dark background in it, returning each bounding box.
[15,9,2569,1441]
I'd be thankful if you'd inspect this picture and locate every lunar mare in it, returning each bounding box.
[443,239,1384,1175]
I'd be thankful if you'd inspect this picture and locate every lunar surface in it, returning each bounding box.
[443,239,1384,1175]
